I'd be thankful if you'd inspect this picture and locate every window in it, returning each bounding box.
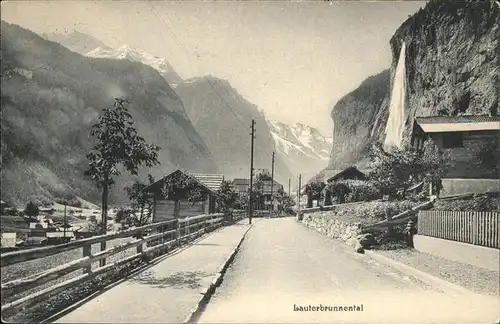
[442,132,464,148]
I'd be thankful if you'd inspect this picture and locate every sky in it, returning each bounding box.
[1,0,425,135]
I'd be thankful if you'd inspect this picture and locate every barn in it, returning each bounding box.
[148,170,224,221]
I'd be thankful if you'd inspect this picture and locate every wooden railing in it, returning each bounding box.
[418,210,500,249]
[1,211,246,313]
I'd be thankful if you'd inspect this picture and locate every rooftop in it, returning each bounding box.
[148,169,224,194]
[415,115,500,133]
[189,173,224,192]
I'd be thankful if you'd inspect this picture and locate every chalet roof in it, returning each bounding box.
[189,173,224,192]
[415,115,500,133]
[326,166,367,183]
[148,169,224,194]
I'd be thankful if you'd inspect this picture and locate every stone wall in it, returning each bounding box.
[301,212,362,247]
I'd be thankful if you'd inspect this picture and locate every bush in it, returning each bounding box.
[433,194,499,211]
[24,201,39,217]
[342,180,381,203]
[325,200,419,225]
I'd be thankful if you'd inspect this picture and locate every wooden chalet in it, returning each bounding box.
[325,166,368,183]
[411,115,500,195]
[148,170,224,221]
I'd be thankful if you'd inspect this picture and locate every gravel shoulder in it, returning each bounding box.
[374,248,500,297]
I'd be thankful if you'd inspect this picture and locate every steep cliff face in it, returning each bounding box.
[390,0,499,119]
[1,22,217,206]
[175,76,294,184]
[329,0,499,170]
[329,70,390,170]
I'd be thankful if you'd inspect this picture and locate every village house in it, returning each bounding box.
[411,115,500,195]
[231,178,284,210]
[318,166,369,205]
[325,166,368,183]
[148,170,224,221]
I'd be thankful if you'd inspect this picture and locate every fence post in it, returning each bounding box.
[176,219,181,247]
[82,243,92,274]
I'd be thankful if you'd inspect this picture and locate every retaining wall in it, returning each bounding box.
[301,212,361,247]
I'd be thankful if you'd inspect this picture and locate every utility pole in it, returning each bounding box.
[297,174,302,220]
[270,151,275,214]
[63,201,67,238]
[288,178,291,197]
[249,119,256,225]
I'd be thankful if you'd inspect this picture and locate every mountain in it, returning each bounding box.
[268,121,332,182]
[42,31,112,55]
[44,32,183,85]
[328,0,499,171]
[86,45,183,86]
[1,22,217,207]
[174,76,294,185]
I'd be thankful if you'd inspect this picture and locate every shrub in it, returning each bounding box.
[325,200,419,225]
[24,201,39,218]
[433,194,499,211]
[342,180,381,203]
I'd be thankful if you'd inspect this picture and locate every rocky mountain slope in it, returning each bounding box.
[86,45,183,86]
[328,0,499,170]
[175,76,294,185]
[42,31,112,56]
[1,22,217,207]
[268,121,332,182]
[44,32,183,86]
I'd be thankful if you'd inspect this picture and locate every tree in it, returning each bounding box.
[24,201,39,219]
[160,171,209,206]
[124,174,155,227]
[235,192,249,210]
[369,138,451,199]
[303,182,326,208]
[469,138,499,177]
[85,98,160,234]
[216,181,239,220]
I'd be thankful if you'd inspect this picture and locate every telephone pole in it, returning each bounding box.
[297,174,302,220]
[249,119,256,225]
[270,151,275,213]
[288,178,291,196]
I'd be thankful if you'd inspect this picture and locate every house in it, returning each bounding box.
[411,115,500,195]
[232,178,250,194]
[232,178,284,210]
[148,170,224,221]
[318,166,369,205]
[325,166,368,183]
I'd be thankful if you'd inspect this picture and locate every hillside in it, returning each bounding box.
[175,76,294,184]
[42,31,112,55]
[268,121,332,182]
[1,22,217,207]
[328,0,499,170]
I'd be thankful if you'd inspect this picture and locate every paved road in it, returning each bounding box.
[198,218,499,324]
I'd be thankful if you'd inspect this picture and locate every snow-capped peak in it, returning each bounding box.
[86,45,172,75]
[268,120,332,161]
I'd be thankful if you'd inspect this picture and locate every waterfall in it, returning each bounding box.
[384,42,407,149]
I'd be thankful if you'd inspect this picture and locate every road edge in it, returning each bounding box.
[364,249,484,297]
[183,222,254,324]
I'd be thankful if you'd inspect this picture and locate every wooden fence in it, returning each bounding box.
[418,210,500,249]
[1,211,246,313]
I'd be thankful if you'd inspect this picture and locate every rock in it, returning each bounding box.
[354,241,365,254]
[356,233,377,248]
